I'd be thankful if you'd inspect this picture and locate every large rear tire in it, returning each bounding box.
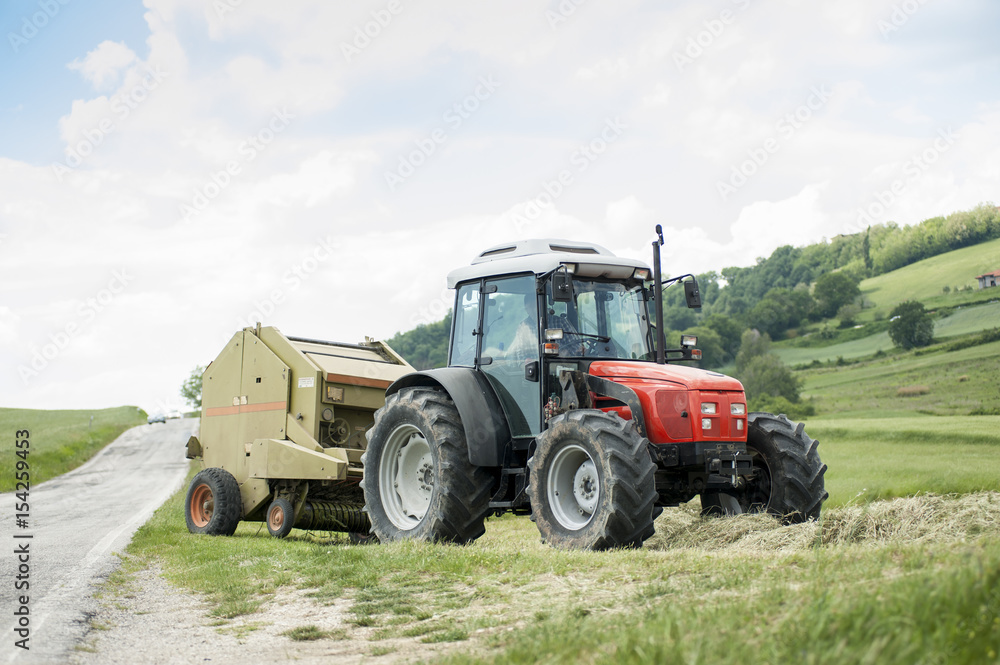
[527,410,658,550]
[701,412,828,522]
[185,468,241,535]
[361,387,492,544]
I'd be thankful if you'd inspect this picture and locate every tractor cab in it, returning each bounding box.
[445,238,708,439]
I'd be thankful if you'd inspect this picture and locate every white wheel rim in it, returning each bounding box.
[379,424,433,530]
[547,444,598,530]
[717,493,742,515]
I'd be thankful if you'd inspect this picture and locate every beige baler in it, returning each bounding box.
[184,325,413,538]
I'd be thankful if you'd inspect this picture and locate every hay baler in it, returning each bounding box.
[184,325,413,538]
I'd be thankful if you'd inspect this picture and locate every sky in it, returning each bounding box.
[1,0,998,414]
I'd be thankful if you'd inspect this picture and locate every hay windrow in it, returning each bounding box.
[646,491,1000,553]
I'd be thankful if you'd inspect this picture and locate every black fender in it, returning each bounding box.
[387,368,511,467]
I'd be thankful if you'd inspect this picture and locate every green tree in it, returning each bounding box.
[734,329,801,404]
[888,301,935,349]
[813,272,861,319]
[735,329,771,374]
[181,365,206,409]
[387,312,452,369]
[702,313,744,360]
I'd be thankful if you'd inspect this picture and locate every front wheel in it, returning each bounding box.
[527,410,658,550]
[701,412,828,522]
[361,387,492,544]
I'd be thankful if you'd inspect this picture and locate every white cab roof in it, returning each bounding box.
[446,239,651,288]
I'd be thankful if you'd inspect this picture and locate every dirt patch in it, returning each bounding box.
[70,566,467,665]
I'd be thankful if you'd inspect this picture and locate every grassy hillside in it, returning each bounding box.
[857,235,1000,319]
[774,300,1000,366]
[798,338,1000,418]
[0,406,147,491]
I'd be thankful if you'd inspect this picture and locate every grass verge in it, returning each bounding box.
[0,406,147,491]
[125,454,1000,663]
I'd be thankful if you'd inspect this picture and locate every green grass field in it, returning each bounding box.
[797,338,1000,417]
[121,460,1000,664]
[858,235,1000,319]
[0,406,147,492]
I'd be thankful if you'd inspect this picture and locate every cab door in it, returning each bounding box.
[477,275,541,437]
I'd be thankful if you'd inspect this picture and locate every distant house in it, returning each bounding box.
[977,270,1000,289]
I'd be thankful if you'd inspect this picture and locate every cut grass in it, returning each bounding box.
[0,406,147,491]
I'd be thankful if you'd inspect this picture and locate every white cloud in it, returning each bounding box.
[68,40,138,89]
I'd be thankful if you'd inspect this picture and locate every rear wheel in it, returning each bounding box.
[527,410,658,550]
[700,412,828,522]
[185,468,241,535]
[361,387,492,544]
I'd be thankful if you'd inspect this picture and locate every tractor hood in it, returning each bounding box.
[588,361,745,392]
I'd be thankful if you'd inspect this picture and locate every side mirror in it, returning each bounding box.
[552,270,574,303]
[684,278,701,309]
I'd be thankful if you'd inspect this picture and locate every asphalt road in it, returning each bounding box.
[2,419,192,665]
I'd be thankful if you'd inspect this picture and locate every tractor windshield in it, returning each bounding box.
[544,278,654,360]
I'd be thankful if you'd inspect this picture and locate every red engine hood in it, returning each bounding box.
[589,360,744,392]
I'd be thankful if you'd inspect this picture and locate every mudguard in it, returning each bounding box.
[386,368,512,467]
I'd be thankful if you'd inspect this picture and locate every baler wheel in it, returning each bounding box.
[266,498,295,538]
[185,468,241,535]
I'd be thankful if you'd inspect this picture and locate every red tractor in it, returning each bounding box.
[362,228,827,549]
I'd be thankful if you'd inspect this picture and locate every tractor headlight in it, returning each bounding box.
[731,403,746,415]
[701,418,712,430]
[701,402,717,415]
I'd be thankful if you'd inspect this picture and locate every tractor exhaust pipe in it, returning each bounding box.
[652,224,666,365]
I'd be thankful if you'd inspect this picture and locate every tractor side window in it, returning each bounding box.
[449,282,480,367]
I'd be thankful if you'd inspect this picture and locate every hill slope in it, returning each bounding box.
[858,235,1000,319]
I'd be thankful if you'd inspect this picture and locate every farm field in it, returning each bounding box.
[798,338,1000,417]
[0,405,147,491]
[120,455,1000,665]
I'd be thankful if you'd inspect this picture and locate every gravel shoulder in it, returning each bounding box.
[69,566,462,665]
